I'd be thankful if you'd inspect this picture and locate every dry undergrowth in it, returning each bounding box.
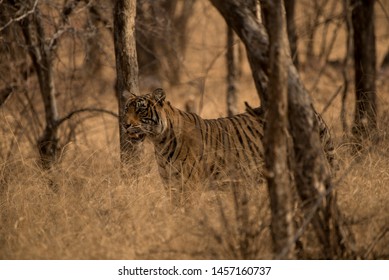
[1,120,389,259]
[0,142,273,259]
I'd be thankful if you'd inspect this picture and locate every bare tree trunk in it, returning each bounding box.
[351,0,377,143]
[114,0,141,165]
[20,6,59,169]
[211,0,349,259]
[284,0,299,68]
[226,26,238,117]
[262,0,295,259]
[341,0,353,134]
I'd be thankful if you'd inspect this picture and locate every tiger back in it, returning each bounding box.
[153,101,265,189]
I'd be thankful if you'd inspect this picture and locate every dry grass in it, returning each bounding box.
[1,1,389,260]
[0,142,273,259]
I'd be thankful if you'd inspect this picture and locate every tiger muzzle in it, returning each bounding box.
[124,125,146,143]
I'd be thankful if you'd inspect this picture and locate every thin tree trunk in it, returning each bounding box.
[351,0,377,143]
[20,6,59,169]
[114,0,141,165]
[262,0,295,259]
[341,0,353,134]
[226,26,238,117]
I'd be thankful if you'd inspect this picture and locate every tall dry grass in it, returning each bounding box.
[0,139,274,259]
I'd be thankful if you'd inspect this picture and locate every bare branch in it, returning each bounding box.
[0,85,15,107]
[321,85,343,115]
[48,0,82,52]
[55,108,118,128]
[0,0,39,32]
[61,0,82,24]
[364,227,389,259]
[376,0,389,24]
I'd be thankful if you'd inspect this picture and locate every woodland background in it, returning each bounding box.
[0,0,388,259]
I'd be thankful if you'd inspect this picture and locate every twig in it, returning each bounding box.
[55,108,118,127]
[363,227,389,259]
[48,0,83,51]
[309,16,344,93]
[320,84,344,115]
[376,0,389,24]
[61,0,82,24]
[0,86,15,107]
[0,0,39,32]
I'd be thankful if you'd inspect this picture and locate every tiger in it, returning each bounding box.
[122,88,337,204]
[122,88,265,203]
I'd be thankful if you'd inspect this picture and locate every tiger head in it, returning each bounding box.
[122,88,167,143]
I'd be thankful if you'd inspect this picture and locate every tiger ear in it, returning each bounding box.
[152,88,166,105]
[123,90,136,100]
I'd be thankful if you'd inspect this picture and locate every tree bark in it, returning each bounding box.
[263,0,295,259]
[341,0,354,134]
[114,0,141,164]
[226,26,238,117]
[351,0,377,142]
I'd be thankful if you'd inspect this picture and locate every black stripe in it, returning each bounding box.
[229,117,251,167]
[165,136,177,161]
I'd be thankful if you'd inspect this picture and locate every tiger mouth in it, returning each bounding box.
[127,133,146,143]
[124,127,146,143]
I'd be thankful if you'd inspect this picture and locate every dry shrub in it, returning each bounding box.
[333,112,389,259]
